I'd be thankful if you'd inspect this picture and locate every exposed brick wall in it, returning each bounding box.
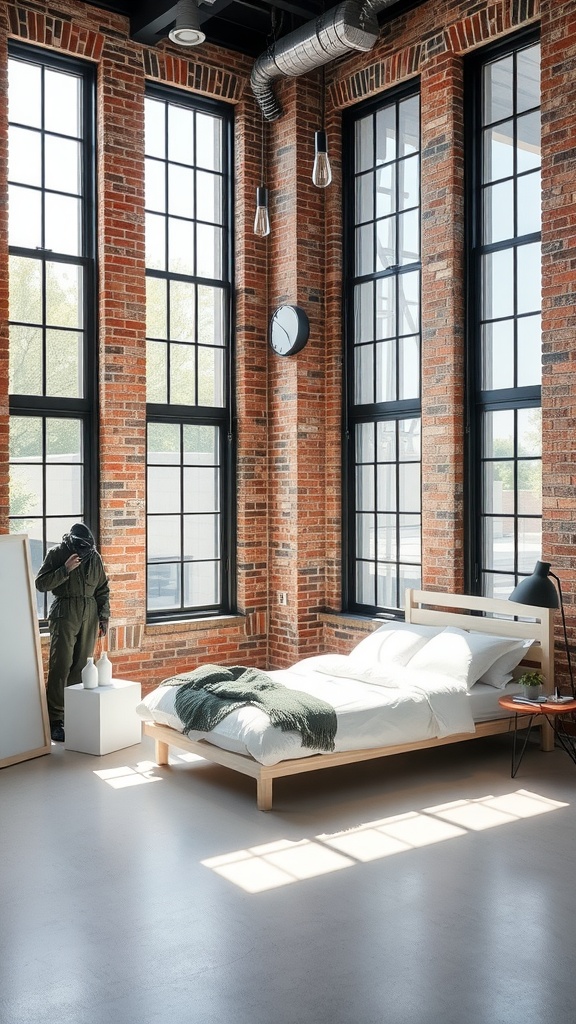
[1,0,575,692]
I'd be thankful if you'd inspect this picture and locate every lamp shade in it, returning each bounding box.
[508,561,559,609]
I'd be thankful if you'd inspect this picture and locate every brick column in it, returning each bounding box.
[420,51,466,593]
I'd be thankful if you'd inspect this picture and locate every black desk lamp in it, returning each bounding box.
[509,560,575,699]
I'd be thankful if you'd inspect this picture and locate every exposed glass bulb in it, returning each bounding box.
[253,186,270,237]
[312,130,332,188]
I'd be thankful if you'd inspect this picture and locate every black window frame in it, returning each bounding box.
[342,80,423,617]
[7,42,98,622]
[465,28,542,600]
[144,84,235,622]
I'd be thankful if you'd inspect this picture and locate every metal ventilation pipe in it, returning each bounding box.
[250,0,404,121]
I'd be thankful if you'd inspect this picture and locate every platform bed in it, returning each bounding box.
[142,590,555,810]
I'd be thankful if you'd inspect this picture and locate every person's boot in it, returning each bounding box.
[50,721,65,742]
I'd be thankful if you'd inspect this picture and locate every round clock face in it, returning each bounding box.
[269,305,309,356]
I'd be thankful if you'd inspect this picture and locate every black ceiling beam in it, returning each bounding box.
[130,1,179,44]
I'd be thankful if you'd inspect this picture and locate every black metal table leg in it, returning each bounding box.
[510,712,537,778]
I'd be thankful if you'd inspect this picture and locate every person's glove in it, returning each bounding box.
[99,619,108,637]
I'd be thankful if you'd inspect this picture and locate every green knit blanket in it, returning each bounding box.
[165,664,337,752]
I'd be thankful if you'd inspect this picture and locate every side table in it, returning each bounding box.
[498,694,576,777]
[64,678,142,755]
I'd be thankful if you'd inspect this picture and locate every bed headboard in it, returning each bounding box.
[405,589,555,693]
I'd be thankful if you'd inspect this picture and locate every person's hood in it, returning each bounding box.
[63,523,96,560]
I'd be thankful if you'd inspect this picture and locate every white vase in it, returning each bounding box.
[82,657,98,689]
[96,651,113,686]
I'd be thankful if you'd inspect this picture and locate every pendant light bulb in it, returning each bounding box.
[254,185,270,238]
[312,129,332,188]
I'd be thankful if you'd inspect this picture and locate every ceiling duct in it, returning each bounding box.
[250,0,404,121]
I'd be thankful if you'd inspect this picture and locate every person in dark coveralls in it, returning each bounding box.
[35,523,110,742]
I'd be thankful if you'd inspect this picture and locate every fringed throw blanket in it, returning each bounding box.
[163,664,337,752]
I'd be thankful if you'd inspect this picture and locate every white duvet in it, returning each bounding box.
[136,655,476,767]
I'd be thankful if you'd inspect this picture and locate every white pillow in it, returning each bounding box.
[477,638,535,688]
[349,621,442,669]
[406,627,534,690]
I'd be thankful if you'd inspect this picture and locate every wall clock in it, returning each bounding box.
[269,304,310,356]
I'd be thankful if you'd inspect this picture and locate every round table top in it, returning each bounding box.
[498,694,576,714]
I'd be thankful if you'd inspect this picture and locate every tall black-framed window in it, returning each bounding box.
[467,34,541,600]
[7,45,97,620]
[145,87,234,620]
[343,84,422,615]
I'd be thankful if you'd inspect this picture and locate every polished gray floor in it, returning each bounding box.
[1,730,575,1024]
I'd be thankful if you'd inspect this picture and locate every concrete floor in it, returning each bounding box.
[1,730,575,1024]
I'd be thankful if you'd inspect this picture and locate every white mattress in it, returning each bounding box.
[468,679,523,722]
[137,657,484,766]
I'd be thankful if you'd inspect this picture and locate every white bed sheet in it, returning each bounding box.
[136,655,478,767]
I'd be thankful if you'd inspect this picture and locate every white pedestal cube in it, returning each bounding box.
[64,678,142,755]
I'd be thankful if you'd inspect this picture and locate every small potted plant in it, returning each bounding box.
[518,670,544,699]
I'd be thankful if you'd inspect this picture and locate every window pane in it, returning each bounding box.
[354,282,374,343]
[9,185,42,248]
[146,339,168,403]
[516,111,540,172]
[148,422,180,463]
[483,55,513,123]
[376,164,394,218]
[483,122,514,182]
[197,171,222,224]
[148,515,181,560]
[145,98,165,159]
[44,69,81,136]
[10,256,42,323]
[484,409,514,458]
[146,277,167,339]
[183,424,219,463]
[9,325,43,395]
[168,164,194,218]
[184,513,219,560]
[170,342,195,405]
[46,263,82,329]
[9,60,42,127]
[398,155,418,211]
[183,467,219,512]
[168,104,194,164]
[399,270,419,335]
[399,462,420,512]
[517,315,541,386]
[184,561,219,607]
[376,563,397,608]
[356,513,374,560]
[517,46,540,112]
[46,418,82,461]
[197,224,222,278]
[10,416,42,459]
[517,242,541,314]
[375,276,395,340]
[168,217,195,275]
[375,217,394,271]
[399,514,421,563]
[482,249,513,319]
[354,344,373,404]
[46,464,82,516]
[399,95,419,155]
[46,330,82,398]
[375,340,395,403]
[355,224,374,276]
[483,180,514,244]
[356,171,374,222]
[481,320,514,390]
[169,280,195,342]
[9,126,41,186]
[355,115,373,173]
[377,465,396,511]
[45,194,82,255]
[198,286,225,346]
[10,464,43,516]
[198,346,224,406]
[146,213,166,271]
[147,466,181,513]
[45,136,81,194]
[517,171,541,236]
[148,563,181,610]
[196,113,222,172]
[145,159,166,212]
[518,407,541,456]
[398,336,419,400]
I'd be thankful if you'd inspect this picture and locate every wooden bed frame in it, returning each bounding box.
[143,590,556,810]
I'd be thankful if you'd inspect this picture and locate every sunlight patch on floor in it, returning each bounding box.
[201,789,568,893]
[93,760,162,788]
